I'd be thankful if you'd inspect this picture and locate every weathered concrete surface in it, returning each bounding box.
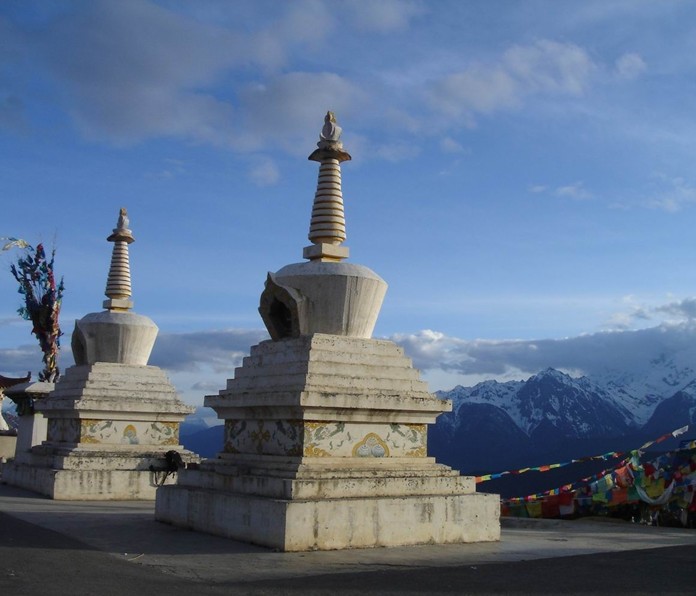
[156,485,500,551]
[3,484,696,595]
[0,435,16,460]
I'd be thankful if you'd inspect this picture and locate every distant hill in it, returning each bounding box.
[181,424,224,458]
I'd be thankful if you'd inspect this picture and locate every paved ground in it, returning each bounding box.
[1,483,696,595]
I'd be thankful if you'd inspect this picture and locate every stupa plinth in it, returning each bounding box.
[3,209,197,500]
[155,113,500,550]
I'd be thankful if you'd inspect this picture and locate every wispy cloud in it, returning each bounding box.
[529,181,593,200]
[614,52,647,80]
[427,40,596,126]
[654,297,696,320]
[341,0,427,33]
[248,157,280,187]
[645,177,696,212]
[236,72,367,154]
[0,344,45,377]
[0,0,667,175]
[440,137,467,154]
[391,321,696,384]
[554,181,593,200]
[149,328,268,373]
[604,295,696,331]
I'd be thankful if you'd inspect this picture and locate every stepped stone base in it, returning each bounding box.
[3,362,197,500]
[3,456,184,500]
[155,334,500,550]
[156,480,499,551]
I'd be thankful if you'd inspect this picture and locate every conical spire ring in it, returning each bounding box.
[103,208,135,311]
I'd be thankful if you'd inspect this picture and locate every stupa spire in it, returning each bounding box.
[103,208,135,311]
[303,111,352,262]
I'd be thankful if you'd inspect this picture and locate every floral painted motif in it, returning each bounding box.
[47,418,80,443]
[144,422,178,446]
[224,419,304,455]
[303,421,351,456]
[81,419,117,444]
[389,423,427,458]
[249,421,271,453]
[224,420,246,453]
[352,433,390,458]
[221,419,427,458]
[78,419,180,446]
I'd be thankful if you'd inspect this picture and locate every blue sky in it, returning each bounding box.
[2,0,696,403]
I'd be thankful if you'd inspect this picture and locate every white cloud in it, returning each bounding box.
[646,177,696,212]
[249,157,280,187]
[603,294,696,331]
[26,0,244,145]
[655,297,696,321]
[615,52,647,80]
[374,141,421,163]
[529,182,593,200]
[190,380,221,392]
[428,39,596,124]
[604,304,652,330]
[439,137,466,154]
[237,72,367,154]
[430,66,519,120]
[274,0,336,45]
[149,328,268,373]
[391,321,696,387]
[3,0,346,148]
[554,181,593,200]
[343,0,427,33]
[0,344,46,378]
[502,39,595,95]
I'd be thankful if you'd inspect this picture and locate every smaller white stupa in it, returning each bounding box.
[3,209,197,499]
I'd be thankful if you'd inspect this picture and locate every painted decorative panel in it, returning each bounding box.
[305,422,427,458]
[224,419,303,455]
[47,418,81,443]
[78,419,179,446]
[223,419,427,458]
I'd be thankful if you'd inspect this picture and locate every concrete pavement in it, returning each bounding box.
[2,483,696,594]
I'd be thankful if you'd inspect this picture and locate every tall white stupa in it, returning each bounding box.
[155,113,500,550]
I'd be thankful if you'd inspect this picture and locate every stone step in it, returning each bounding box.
[225,371,430,394]
[245,345,410,369]
[207,390,447,417]
[232,358,422,383]
[249,335,407,360]
[178,468,475,499]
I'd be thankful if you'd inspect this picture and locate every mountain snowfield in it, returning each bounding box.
[437,345,696,440]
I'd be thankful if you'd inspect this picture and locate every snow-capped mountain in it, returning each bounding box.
[181,406,223,433]
[642,378,696,436]
[437,351,696,439]
[430,359,696,483]
[428,364,696,495]
[436,368,637,442]
[582,334,696,426]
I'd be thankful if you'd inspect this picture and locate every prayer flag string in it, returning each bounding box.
[476,424,690,484]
